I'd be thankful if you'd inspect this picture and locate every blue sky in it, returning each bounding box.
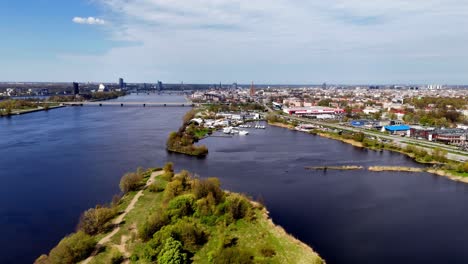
[2,0,468,84]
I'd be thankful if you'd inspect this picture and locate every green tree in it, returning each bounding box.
[317,99,332,107]
[157,237,187,264]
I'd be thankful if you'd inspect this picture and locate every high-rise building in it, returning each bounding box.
[73,82,79,95]
[157,81,164,91]
[250,81,255,97]
[119,78,125,89]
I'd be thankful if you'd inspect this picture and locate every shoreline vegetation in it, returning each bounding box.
[306,166,363,171]
[0,91,126,117]
[36,163,324,264]
[166,109,210,157]
[266,114,468,182]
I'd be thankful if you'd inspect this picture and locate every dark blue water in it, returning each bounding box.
[2,94,468,264]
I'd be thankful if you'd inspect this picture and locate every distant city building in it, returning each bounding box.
[119,78,126,89]
[157,81,164,91]
[73,82,79,95]
[427,84,443,90]
[98,84,108,92]
[250,82,255,97]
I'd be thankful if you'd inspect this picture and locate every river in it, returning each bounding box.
[1,94,468,264]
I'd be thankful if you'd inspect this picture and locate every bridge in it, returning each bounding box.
[61,101,194,107]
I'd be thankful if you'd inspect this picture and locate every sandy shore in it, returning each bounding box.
[368,166,424,172]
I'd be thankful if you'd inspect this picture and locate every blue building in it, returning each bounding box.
[384,125,410,135]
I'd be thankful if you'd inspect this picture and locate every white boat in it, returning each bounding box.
[239,130,249,136]
[223,127,232,134]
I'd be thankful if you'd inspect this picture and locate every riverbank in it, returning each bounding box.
[36,164,324,264]
[268,121,468,183]
[0,105,65,117]
[268,121,295,130]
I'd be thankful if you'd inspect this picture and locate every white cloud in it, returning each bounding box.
[72,17,106,25]
[55,1,468,83]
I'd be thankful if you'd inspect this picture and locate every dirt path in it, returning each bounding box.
[81,170,163,264]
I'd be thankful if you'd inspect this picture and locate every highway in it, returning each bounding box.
[264,104,468,162]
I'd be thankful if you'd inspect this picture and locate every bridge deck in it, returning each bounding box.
[62,102,194,107]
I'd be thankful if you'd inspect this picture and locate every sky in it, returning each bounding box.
[1,0,468,84]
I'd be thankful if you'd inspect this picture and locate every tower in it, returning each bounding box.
[73,82,79,95]
[250,81,255,97]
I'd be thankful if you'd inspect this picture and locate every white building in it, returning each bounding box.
[97,84,108,92]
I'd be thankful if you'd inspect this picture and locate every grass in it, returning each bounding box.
[194,128,211,139]
[193,211,323,264]
[403,141,468,157]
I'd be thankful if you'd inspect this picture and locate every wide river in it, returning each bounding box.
[2,94,468,264]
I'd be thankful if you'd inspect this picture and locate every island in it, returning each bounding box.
[166,110,210,157]
[35,163,324,264]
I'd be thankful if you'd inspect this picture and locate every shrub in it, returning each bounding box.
[222,194,253,221]
[167,194,196,220]
[112,194,122,207]
[173,170,192,191]
[163,180,184,202]
[119,172,143,193]
[192,177,224,203]
[195,192,217,219]
[164,162,174,173]
[260,247,276,258]
[46,231,96,264]
[149,182,165,193]
[212,247,254,264]
[157,237,187,264]
[77,206,117,235]
[160,171,175,181]
[170,220,208,253]
[109,248,124,264]
[139,212,170,241]
[457,162,468,173]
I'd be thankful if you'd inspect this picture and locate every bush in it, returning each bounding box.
[149,182,165,193]
[164,162,174,173]
[195,192,217,219]
[163,180,184,202]
[457,162,468,173]
[192,177,224,203]
[139,212,170,241]
[167,194,196,220]
[221,194,253,222]
[260,247,276,258]
[77,206,117,235]
[109,248,124,264]
[46,231,96,264]
[157,237,187,264]
[212,247,254,264]
[169,219,208,253]
[160,171,175,181]
[119,172,143,193]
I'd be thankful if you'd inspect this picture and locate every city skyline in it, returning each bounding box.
[2,0,468,84]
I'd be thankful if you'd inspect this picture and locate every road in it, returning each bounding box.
[264,104,468,162]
